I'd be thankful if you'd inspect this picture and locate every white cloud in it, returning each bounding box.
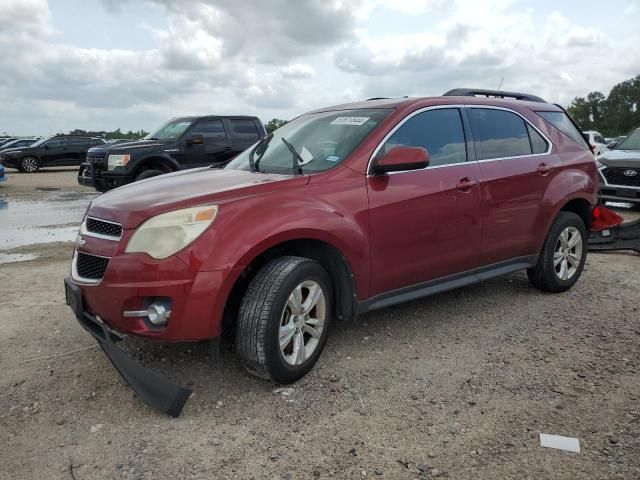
[0,0,638,135]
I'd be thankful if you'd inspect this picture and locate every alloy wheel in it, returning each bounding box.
[553,226,583,281]
[278,280,326,366]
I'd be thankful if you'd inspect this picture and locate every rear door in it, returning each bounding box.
[227,118,262,155]
[467,106,561,264]
[367,107,484,295]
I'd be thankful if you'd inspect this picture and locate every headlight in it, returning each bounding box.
[107,154,131,170]
[125,205,218,259]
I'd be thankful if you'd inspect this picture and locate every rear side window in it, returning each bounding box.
[191,119,227,141]
[46,137,68,147]
[381,108,467,167]
[536,111,588,148]
[469,108,531,160]
[230,119,260,141]
[527,124,549,154]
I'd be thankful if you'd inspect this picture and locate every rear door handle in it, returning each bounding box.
[537,163,554,175]
[456,178,478,191]
[224,146,232,151]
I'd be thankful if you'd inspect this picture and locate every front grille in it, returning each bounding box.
[603,167,640,187]
[86,154,105,166]
[86,217,122,238]
[76,252,109,280]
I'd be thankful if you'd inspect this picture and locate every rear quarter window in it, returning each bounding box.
[230,119,260,142]
[468,108,532,160]
[536,111,588,148]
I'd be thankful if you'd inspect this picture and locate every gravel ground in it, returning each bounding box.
[1,171,639,479]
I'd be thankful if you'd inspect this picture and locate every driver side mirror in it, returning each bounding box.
[373,146,429,174]
[186,133,204,145]
[607,142,617,150]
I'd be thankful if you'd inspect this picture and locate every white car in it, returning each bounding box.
[583,130,608,157]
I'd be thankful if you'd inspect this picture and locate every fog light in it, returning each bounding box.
[123,299,172,326]
[147,304,170,325]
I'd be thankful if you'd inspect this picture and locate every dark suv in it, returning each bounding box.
[78,115,266,191]
[1,135,104,172]
[66,88,600,416]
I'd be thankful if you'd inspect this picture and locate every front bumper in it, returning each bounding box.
[78,162,133,191]
[1,156,18,169]
[64,277,192,416]
[598,167,640,203]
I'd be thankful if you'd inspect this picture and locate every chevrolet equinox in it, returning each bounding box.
[65,89,599,415]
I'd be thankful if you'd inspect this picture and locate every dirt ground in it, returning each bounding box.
[1,170,639,479]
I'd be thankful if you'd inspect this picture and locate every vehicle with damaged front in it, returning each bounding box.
[597,126,640,206]
[65,89,605,416]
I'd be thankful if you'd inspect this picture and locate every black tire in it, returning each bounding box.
[19,156,40,173]
[527,211,587,293]
[135,169,164,182]
[237,256,332,383]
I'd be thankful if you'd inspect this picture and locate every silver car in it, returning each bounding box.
[597,127,640,206]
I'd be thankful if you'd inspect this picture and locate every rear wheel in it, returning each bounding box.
[19,156,40,173]
[527,212,587,292]
[135,169,164,182]
[237,256,332,383]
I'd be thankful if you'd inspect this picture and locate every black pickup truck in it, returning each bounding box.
[78,115,265,191]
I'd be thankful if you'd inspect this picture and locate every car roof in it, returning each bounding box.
[307,95,563,114]
[174,115,261,121]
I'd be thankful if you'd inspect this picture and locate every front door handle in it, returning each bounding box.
[224,146,232,151]
[537,163,554,175]
[456,178,479,191]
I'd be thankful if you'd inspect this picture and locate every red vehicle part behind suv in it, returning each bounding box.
[65,89,598,415]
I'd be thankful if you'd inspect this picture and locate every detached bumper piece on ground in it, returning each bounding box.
[588,205,640,253]
[64,278,191,417]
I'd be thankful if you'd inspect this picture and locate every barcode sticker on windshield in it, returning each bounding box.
[330,117,370,126]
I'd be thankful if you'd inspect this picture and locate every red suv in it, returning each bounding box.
[65,89,598,415]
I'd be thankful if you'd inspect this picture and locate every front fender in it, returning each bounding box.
[176,172,371,298]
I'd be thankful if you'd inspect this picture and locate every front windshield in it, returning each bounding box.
[226,108,391,174]
[145,119,193,141]
[616,129,640,150]
[30,136,51,148]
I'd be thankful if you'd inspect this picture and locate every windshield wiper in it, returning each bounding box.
[147,137,160,140]
[248,133,273,173]
[281,137,303,175]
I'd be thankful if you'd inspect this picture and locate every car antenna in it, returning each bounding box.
[497,77,504,90]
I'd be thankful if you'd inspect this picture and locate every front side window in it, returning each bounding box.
[469,108,531,160]
[190,119,227,141]
[46,137,68,148]
[379,108,467,167]
[226,109,391,175]
[145,119,193,141]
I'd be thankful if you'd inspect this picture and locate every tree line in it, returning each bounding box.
[68,128,149,140]
[567,74,640,137]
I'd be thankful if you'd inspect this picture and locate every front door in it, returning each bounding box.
[466,107,562,264]
[367,107,484,296]
[184,119,232,167]
[41,137,70,166]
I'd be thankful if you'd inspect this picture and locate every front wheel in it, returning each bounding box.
[19,156,40,173]
[135,169,164,182]
[237,256,332,383]
[527,211,587,293]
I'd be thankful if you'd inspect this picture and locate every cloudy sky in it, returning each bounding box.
[1,0,639,136]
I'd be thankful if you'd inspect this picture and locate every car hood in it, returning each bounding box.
[0,147,28,155]
[599,149,640,168]
[88,139,172,156]
[88,167,309,229]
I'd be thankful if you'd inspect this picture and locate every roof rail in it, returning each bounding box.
[442,88,546,103]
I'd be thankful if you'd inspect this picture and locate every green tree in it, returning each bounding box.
[265,118,288,134]
[567,74,640,137]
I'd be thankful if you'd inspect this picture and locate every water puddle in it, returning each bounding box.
[0,253,40,264]
[0,192,96,249]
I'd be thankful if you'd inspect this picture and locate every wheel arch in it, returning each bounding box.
[133,155,179,176]
[219,237,357,345]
